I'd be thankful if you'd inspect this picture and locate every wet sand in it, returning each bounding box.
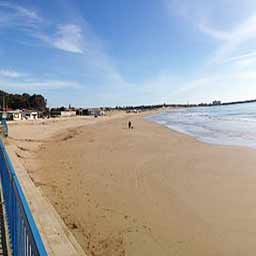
[7,113,256,256]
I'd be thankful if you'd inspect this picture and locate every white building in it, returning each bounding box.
[0,110,23,121]
[11,110,22,121]
[60,110,76,117]
[23,111,38,120]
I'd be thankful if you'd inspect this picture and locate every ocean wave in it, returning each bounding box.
[147,102,256,149]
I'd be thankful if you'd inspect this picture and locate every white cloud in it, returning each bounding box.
[198,23,231,41]
[224,51,256,63]
[234,58,256,68]
[48,24,84,53]
[39,24,84,54]
[210,15,256,64]
[165,0,256,103]
[0,67,81,90]
[1,78,81,90]
[0,2,85,54]
[15,6,41,22]
[166,0,256,63]
[0,2,42,29]
[0,69,26,78]
[24,80,81,90]
[0,2,132,104]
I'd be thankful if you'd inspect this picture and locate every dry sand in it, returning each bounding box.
[6,112,256,256]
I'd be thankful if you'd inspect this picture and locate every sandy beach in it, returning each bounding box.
[6,112,256,256]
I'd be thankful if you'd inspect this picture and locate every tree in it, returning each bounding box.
[0,90,47,110]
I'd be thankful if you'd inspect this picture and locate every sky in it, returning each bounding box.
[1,0,256,107]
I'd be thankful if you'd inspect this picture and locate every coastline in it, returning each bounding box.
[147,103,256,150]
[6,112,256,255]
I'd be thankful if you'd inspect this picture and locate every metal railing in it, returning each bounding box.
[0,139,47,256]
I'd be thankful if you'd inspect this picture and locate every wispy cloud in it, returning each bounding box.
[0,2,84,54]
[14,6,41,22]
[209,15,256,64]
[53,24,84,53]
[224,51,256,63]
[0,69,26,78]
[37,24,84,54]
[166,0,256,63]
[220,51,256,68]
[0,1,133,105]
[19,80,81,90]
[0,1,42,29]
[197,23,231,41]
[164,0,256,102]
[0,67,81,90]
[0,77,81,90]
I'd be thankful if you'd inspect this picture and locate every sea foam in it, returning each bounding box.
[147,102,256,149]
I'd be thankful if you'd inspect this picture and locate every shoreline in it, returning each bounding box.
[6,113,256,255]
[146,111,256,151]
[147,104,256,150]
[150,121,256,151]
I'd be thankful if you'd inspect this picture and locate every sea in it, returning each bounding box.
[147,102,256,149]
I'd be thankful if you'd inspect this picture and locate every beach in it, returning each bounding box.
[6,112,256,256]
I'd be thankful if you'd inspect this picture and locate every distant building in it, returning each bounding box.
[88,108,105,117]
[50,109,61,117]
[212,100,221,105]
[76,108,89,116]
[11,110,22,121]
[199,103,208,107]
[22,110,38,120]
[0,109,41,121]
[77,108,105,117]
[50,108,76,118]
[60,110,76,117]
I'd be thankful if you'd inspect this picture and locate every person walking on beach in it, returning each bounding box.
[128,121,132,129]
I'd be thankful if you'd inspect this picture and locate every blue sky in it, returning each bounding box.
[1,0,256,107]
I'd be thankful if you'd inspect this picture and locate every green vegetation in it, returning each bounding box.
[0,90,47,110]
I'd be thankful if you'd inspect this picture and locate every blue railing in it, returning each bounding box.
[0,140,48,256]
